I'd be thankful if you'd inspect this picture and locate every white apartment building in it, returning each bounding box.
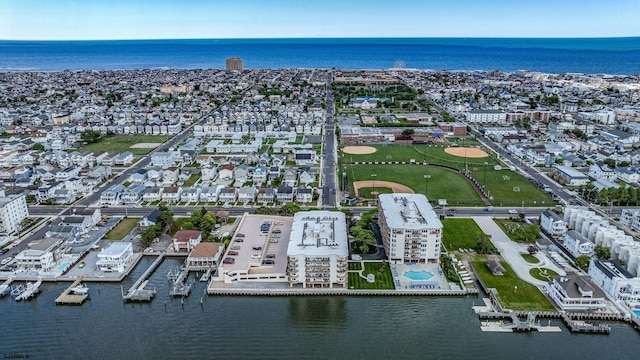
[96,242,134,273]
[286,211,348,288]
[465,110,507,125]
[378,193,442,264]
[589,259,640,309]
[0,193,29,235]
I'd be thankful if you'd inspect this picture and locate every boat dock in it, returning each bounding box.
[168,266,191,297]
[479,312,562,333]
[55,278,89,305]
[0,275,14,296]
[199,267,214,282]
[122,254,163,302]
[15,278,43,301]
[561,314,611,334]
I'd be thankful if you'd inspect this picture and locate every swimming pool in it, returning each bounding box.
[403,270,435,281]
[56,262,69,271]
[633,309,640,317]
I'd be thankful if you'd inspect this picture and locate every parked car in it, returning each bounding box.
[508,209,518,214]
[228,251,239,256]
[262,259,275,265]
[266,254,276,259]
[223,257,235,264]
[252,246,263,251]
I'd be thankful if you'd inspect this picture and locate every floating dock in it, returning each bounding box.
[0,275,14,296]
[122,254,163,302]
[55,278,89,305]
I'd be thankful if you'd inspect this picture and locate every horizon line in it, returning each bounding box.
[2,35,640,42]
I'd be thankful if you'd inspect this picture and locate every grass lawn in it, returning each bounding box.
[169,217,190,236]
[529,268,559,282]
[183,174,201,187]
[341,144,553,207]
[103,218,140,240]
[442,218,485,250]
[358,186,394,198]
[76,134,171,155]
[521,254,540,264]
[472,259,555,311]
[348,261,395,289]
[494,219,539,243]
[345,164,483,205]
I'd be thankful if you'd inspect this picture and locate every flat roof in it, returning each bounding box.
[287,211,348,257]
[99,242,132,256]
[378,193,442,230]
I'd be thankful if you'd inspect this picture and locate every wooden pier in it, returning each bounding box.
[561,314,611,334]
[122,254,163,302]
[55,278,89,305]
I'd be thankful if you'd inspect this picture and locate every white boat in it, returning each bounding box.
[15,278,42,301]
[70,284,89,295]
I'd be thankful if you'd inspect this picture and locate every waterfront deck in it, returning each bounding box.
[168,266,191,297]
[55,278,89,305]
[122,254,163,302]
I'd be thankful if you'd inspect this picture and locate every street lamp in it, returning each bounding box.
[483,162,488,188]
[424,174,431,200]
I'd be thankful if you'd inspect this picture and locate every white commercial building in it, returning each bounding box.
[96,242,134,273]
[0,193,29,235]
[378,193,442,264]
[286,211,348,288]
[546,274,607,311]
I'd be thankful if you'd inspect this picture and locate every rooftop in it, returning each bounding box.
[287,211,348,257]
[378,193,442,230]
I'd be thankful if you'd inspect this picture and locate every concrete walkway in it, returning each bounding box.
[472,217,566,286]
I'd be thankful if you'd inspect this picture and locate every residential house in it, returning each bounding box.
[96,242,134,273]
[201,165,218,181]
[115,151,134,166]
[163,166,179,185]
[180,187,201,203]
[296,187,313,203]
[276,184,294,203]
[151,151,175,167]
[546,274,607,311]
[237,186,257,203]
[121,185,145,204]
[138,209,164,231]
[142,187,163,203]
[252,166,267,184]
[199,186,220,203]
[218,187,238,203]
[540,210,568,236]
[589,163,617,181]
[234,164,249,184]
[129,169,148,184]
[257,187,276,203]
[298,168,315,185]
[283,168,298,187]
[161,186,182,203]
[218,165,234,181]
[100,184,125,205]
[564,230,594,256]
[172,230,202,252]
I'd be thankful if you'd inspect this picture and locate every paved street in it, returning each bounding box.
[473,217,566,286]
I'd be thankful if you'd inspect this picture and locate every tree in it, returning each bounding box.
[401,128,415,137]
[594,245,611,259]
[80,129,102,144]
[32,143,45,151]
[574,255,591,271]
[475,233,498,254]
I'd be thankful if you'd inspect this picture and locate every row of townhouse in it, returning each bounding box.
[106,184,316,205]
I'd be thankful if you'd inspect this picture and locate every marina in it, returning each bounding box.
[55,277,90,305]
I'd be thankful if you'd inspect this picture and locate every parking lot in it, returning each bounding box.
[216,214,293,282]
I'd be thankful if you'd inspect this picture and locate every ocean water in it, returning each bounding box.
[0,37,639,74]
[0,258,638,359]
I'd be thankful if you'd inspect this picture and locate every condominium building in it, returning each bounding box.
[286,211,348,288]
[0,193,29,235]
[226,57,244,72]
[378,193,442,264]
